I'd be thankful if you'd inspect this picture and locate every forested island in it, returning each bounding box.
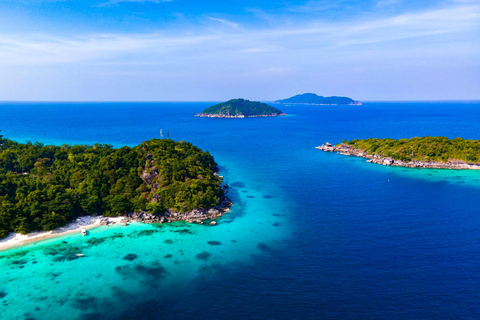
[276,93,361,105]
[317,136,480,169]
[0,135,231,239]
[196,98,285,118]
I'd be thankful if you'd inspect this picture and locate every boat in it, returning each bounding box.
[76,254,84,257]
[81,228,87,235]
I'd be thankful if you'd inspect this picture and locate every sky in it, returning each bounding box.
[0,0,478,101]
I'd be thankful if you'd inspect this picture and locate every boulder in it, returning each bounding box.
[208,209,219,215]
[99,217,110,225]
[383,158,394,165]
[140,168,158,185]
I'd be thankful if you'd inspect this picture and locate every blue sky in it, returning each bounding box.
[0,0,478,101]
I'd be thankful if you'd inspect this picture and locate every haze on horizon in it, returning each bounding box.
[0,0,478,102]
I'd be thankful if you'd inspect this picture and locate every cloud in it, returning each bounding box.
[98,0,172,7]
[288,0,349,13]
[241,48,272,53]
[0,4,478,69]
[376,0,401,8]
[1,3,479,100]
[450,0,480,3]
[206,17,240,29]
[0,33,221,66]
[336,4,480,45]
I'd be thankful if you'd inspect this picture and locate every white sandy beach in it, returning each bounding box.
[0,216,125,252]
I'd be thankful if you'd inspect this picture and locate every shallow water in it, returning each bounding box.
[0,156,293,320]
[1,101,480,319]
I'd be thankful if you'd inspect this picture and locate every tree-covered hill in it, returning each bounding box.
[0,135,224,238]
[197,98,284,117]
[276,93,360,105]
[343,136,480,163]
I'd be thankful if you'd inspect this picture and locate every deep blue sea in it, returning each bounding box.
[1,101,480,319]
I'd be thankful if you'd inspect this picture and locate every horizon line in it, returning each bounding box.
[0,99,479,103]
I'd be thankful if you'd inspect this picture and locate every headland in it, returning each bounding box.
[0,136,233,244]
[317,137,480,170]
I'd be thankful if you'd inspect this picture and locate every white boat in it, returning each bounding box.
[81,228,87,235]
[76,254,84,257]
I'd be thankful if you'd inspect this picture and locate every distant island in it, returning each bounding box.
[0,136,232,239]
[317,136,480,170]
[196,98,285,118]
[276,93,362,105]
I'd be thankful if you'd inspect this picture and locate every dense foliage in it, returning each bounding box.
[199,98,283,116]
[276,93,356,105]
[344,136,480,163]
[0,135,224,238]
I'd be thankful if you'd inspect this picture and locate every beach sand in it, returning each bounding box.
[0,216,125,252]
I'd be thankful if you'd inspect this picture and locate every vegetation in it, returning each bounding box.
[198,98,284,117]
[0,135,224,238]
[276,93,358,105]
[343,136,480,163]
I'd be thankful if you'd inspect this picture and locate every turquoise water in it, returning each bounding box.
[1,101,480,319]
[1,151,293,320]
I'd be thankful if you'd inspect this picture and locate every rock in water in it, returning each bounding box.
[122,254,138,261]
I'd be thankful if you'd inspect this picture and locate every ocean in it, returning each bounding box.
[1,101,480,319]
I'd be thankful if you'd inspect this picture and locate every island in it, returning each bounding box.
[317,136,480,170]
[276,93,362,105]
[196,98,285,118]
[0,135,232,239]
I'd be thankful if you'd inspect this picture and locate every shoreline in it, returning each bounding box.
[195,113,286,118]
[0,196,233,253]
[274,102,362,106]
[317,143,480,170]
[0,216,125,253]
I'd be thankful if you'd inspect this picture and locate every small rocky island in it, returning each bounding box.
[317,137,480,170]
[196,98,285,118]
[276,93,361,105]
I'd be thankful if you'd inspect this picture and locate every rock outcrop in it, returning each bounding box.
[317,143,480,170]
[117,152,233,225]
[123,196,233,225]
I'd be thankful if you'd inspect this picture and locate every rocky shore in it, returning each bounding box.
[119,196,233,225]
[195,113,285,118]
[275,102,362,106]
[135,154,234,224]
[317,142,480,170]
[0,197,233,252]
